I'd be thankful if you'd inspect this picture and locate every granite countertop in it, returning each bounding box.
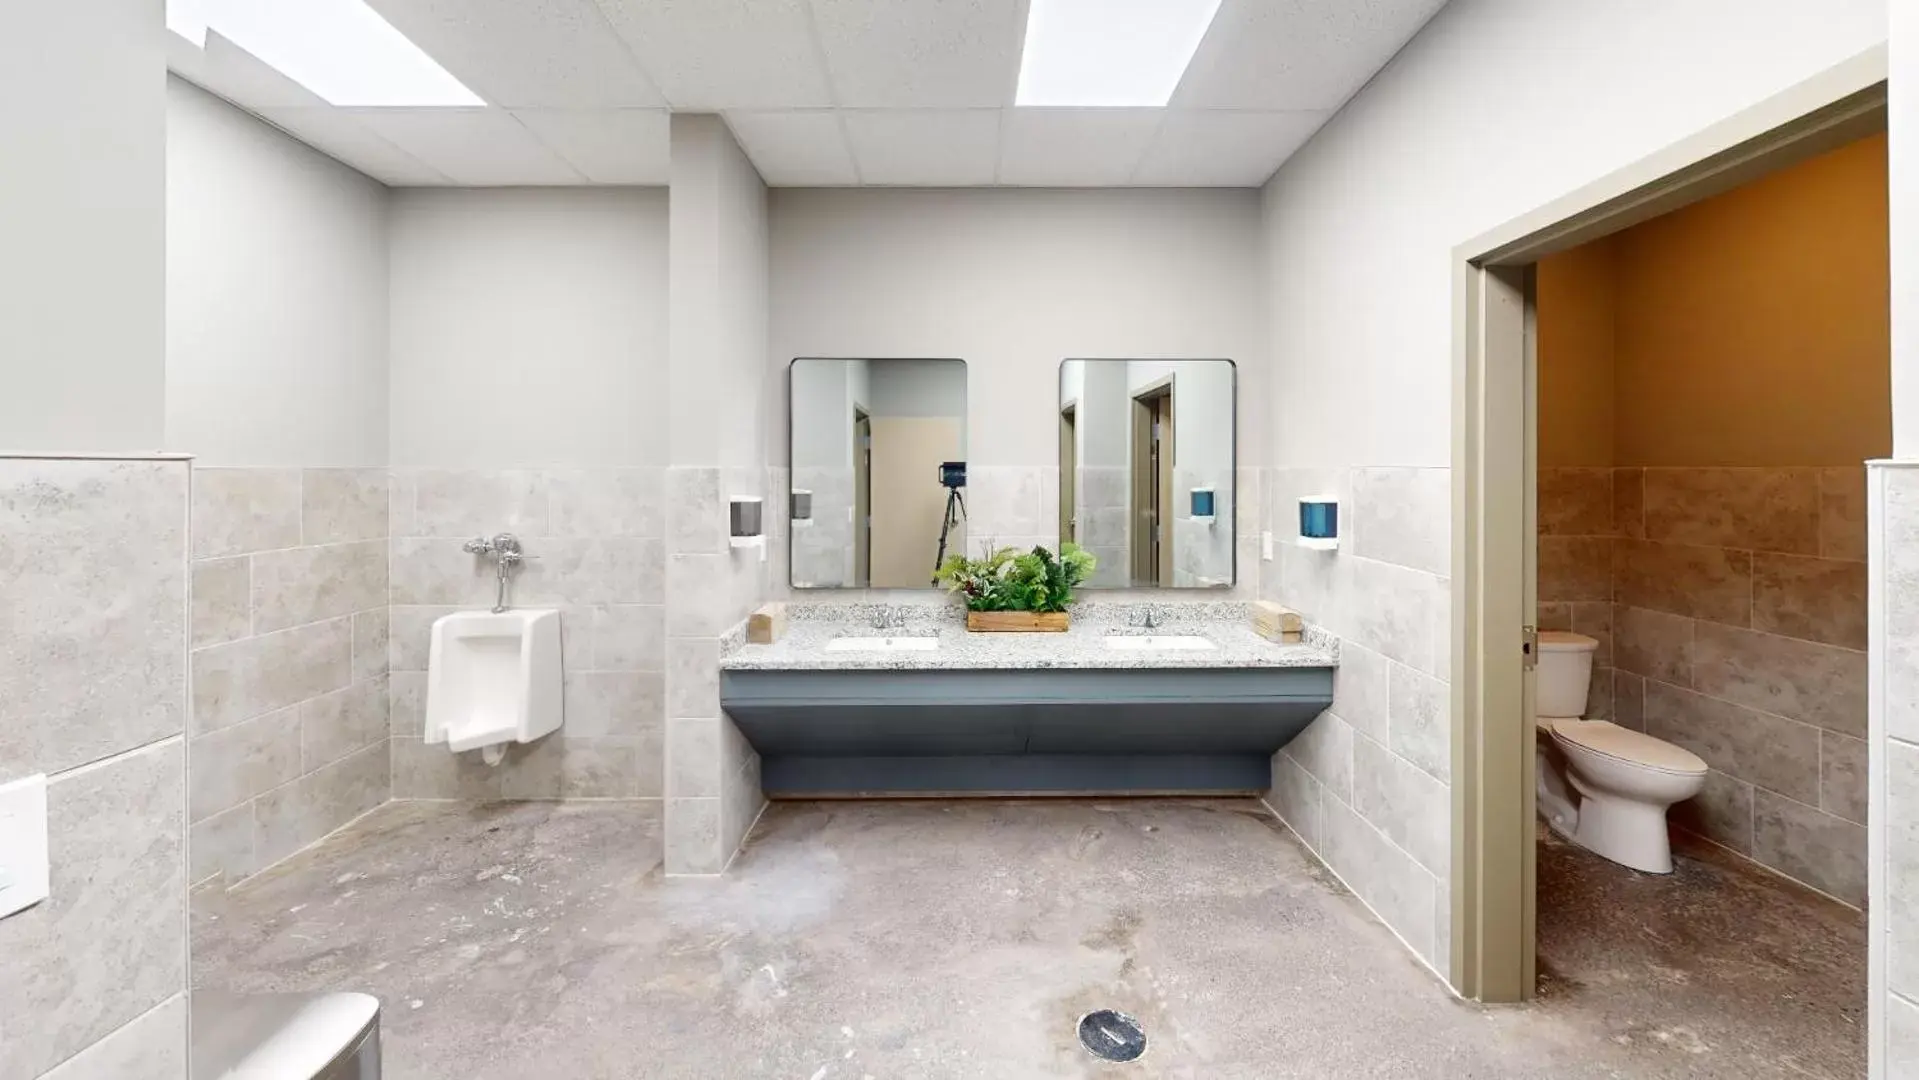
[721,600,1340,672]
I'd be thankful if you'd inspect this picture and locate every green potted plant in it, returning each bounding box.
[934,543,1098,632]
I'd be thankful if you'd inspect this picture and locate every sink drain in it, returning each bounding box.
[1078,1009,1146,1063]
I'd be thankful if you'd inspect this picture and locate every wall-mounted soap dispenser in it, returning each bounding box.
[790,489,813,529]
[1188,485,1217,526]
[730,496,765,558]
[1297,496,1339,550]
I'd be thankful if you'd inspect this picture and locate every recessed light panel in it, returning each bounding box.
[1015,0,1224,107]
[167,0,482,107]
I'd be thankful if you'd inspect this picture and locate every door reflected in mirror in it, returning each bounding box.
[789,358,967,589]
[1059,359,1235,589]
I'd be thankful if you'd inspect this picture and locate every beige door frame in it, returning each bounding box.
[1450,47,1888,1003]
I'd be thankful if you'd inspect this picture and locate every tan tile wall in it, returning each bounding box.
[189,467,390,887]
[388,467,667,802]
[0,457,191,1079]
[1262,465,1453,976]
[1541,465,1868,906]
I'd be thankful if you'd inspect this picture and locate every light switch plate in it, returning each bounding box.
[0,773,50,919]
[1261,531,1275,561]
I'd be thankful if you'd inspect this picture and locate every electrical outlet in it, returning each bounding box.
[0,774,50,919]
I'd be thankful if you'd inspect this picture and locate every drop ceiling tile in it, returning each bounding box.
[997,109,1165,187]
[1131,110,1328,186]
[592,0,834,110]
[364,0,665,108]
[346,108,586,185]
[725,111,859,185]
[256,107,452,185]
[513,109,670,183]
[169,33,328,111]
[810,0,1024,108]
[841,110,1000,186]
[1173,0,1449,110]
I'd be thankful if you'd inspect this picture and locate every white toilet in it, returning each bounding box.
[1535,631,1707,874]
[424,609,564,764]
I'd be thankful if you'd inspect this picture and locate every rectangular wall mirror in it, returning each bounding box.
[1059,359,1236,589]
[790,358,967,588]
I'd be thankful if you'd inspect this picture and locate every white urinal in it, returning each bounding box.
[424,609,563,763]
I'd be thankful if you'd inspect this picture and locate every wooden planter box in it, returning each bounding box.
[967,611,1070,633]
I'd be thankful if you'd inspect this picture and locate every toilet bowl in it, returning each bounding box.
[424,608,563,764]
[1534,631,1707,874]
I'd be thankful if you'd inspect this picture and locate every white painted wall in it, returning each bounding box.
[1260,0,1888,469]
[1,0,165,451]
[770,189,1264,469]
[166,79,389,467]
[388,188,669,468]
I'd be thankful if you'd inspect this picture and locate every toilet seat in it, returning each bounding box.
[1548,719,1706,776]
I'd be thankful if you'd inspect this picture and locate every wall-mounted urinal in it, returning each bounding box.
[424,609,562,765]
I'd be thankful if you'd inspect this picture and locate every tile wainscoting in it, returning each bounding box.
[0,456,191,1080]
[189,467,391,887]
[1542,466,1867,906]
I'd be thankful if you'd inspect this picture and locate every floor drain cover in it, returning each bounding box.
[1078,1010,1146,1062]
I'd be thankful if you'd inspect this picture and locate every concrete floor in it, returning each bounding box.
[193,799,1864,1079]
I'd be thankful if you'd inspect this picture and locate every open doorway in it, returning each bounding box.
[1131,379,1175,586]
[853,408,871,587]
[1059,402,1078,545]
[1450,52,1887,1037]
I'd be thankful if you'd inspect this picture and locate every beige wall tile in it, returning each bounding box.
[392,736,501,800]
[388,539,498,607]
[1642,467,1820,555]
[1888,739,1919,1000]
[1350,466,1449,576]
[189,802,254,886]
[1752,552,1867,650]
[1612,467,1644,539]
[191,556,250,648]
[389,671,426,739]
[1346,556,1445,676]
[410,468,547,539]
[547,467,666,539]
[1752,790,1865,907]
[299,677,388,771]
[387,605,457,672]
[189,706,302,822]
[1387,660,1448,784]
[1818,465,1867,561]
[1821,731,1866,825]
[1330,640,1388,745]
[0,741,184,1079]
[1886,471,1919,745]
[1535,602,1572,633]
[1539,537,1611,602]
[1538,467,1613,537]
[666,638,720,719]
[1287,712,1353,803]
[515,537,666,606]
[1612,606,1693,686]
[1613,539,1752,625]
[191,617,352,735]
[1691,622,1866,736]
[1644,681,1821,804]
[352,607,389,682]
[667,717,723,797]
[1321,793,1438,966]
[664,796,723,874]
[302,468,387,545]
[1670,768,1753,855]
[1569,602,1614,665]
[250,540,386,634]
[0,459,188,782]
[193,467,300,558]
[1352,732,1449,877]
[666,467,728,555]
[1267,754,1323,850]
[564,672,663,739]
[666,553,733,636]
[500,736,646,799]
[593,604,665,671]
[1889,994,1919,1077]
[38,993,186,1080]
[253,741,387,868]
[1612,670,1645,730]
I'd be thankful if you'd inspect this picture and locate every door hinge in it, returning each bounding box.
[1522,625,1539,670]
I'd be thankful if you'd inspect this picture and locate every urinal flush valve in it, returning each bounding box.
[463,533,531,613]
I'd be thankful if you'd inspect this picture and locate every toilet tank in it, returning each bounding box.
[1536,631,1598,719]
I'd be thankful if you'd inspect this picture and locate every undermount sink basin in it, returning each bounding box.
[1103,635,1217,652]
[824,636,940,652]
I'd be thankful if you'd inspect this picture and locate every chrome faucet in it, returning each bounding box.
[1132,609,1161,630]
[871,609,906,630]
[464,533,530,613]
